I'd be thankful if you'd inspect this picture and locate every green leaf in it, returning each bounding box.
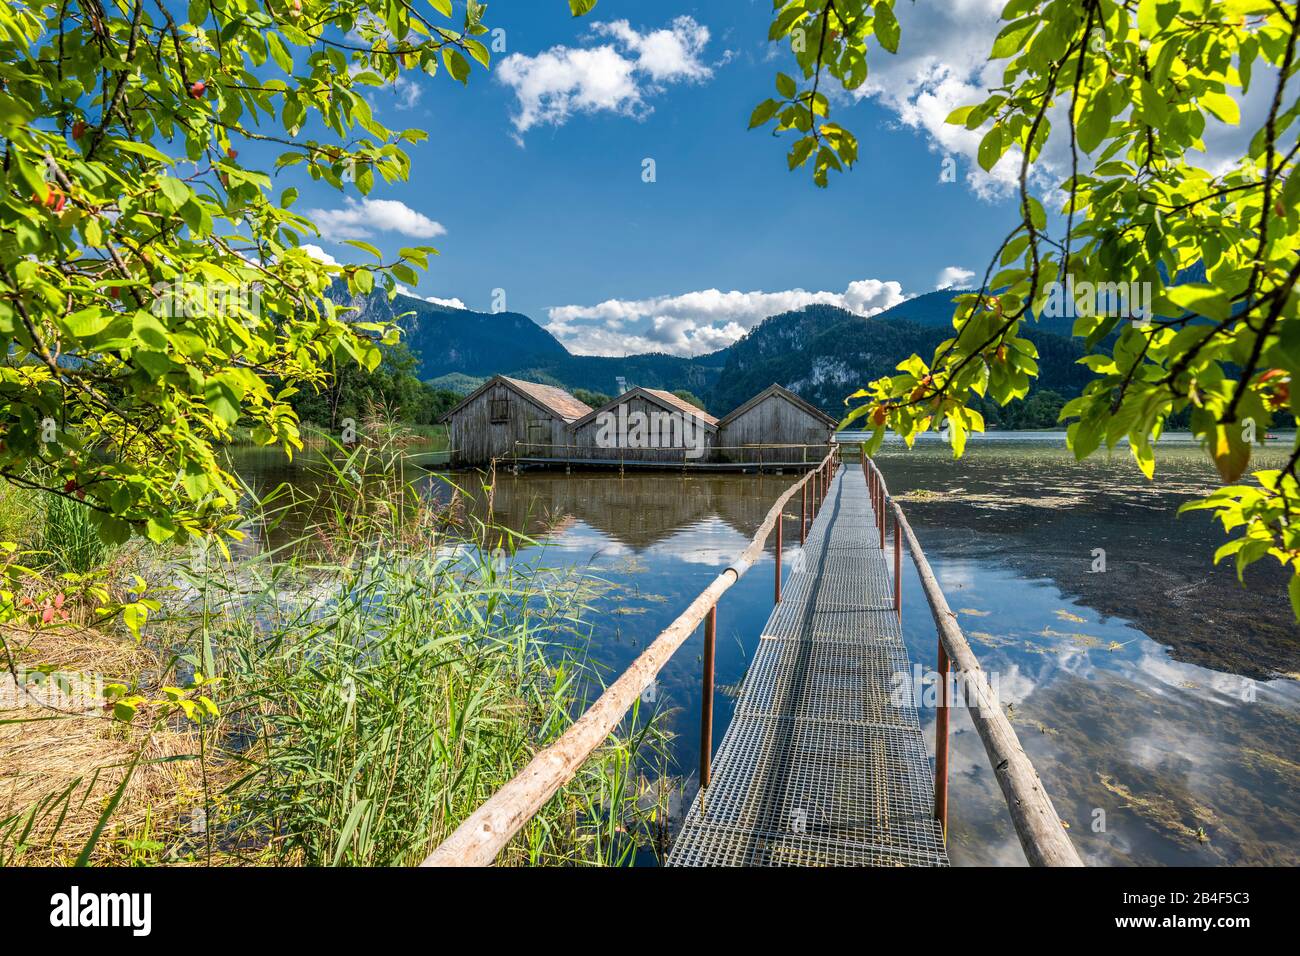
[945,105,975,126]
[874,3,900,54]
[203,373,244,426]
[568,0,597,16]
[1165,284,1231,322]
[442,48,471,84]
[749,99,780,129]
[267,31,293,73]
[1200,90,1240,125]
[1208,424,1251,483]
[1076,89,1112,154]
[990,16,1038,59]
[158,176,192,208]
[1137,0,1160,37]
[776,72,797,99]
[64,309,114,338]
[977,126,1005,172]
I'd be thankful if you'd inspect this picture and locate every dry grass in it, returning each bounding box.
[0,624,203,865]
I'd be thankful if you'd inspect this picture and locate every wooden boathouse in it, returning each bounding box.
[715,384,837,465]
[439,375,594,469]
[441,378,838,470]
[567,387,720,464]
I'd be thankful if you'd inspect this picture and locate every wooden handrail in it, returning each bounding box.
[422,448,838,866]
[864,455,1083,867]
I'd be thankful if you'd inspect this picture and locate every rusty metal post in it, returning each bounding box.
[879,489,886,550]
[700,606,717,791]
[935,640,950,837]
[893,508,902,617]
[774,508,783,604]
[800,481,807,544]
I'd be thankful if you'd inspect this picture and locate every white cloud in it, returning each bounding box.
[497,16,713,135]
[396,284,467,310]
[546,279,907,357]
[590,17,712,82]
[854,1,1287,201]
[299,243,338,266]
[425,295,467,310]
[936,266,975,289]
[851,0,1029,199]
[305,197,446,240]
[392,75,422,110]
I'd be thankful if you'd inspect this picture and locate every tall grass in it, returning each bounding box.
[0,405,669,866]
[0,483,38,543]
[194,544,664,865]
[37,493,111,574]
[191,415,668,864]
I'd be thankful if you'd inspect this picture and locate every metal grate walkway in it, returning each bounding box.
[666,466,949,867]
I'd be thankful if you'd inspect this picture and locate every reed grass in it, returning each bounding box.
[37,493,112,575]
[1,405,670,866]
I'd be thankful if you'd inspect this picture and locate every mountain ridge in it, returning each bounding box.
[332,285,1088,418]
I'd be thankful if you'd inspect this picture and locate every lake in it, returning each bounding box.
[229,434,1300,866]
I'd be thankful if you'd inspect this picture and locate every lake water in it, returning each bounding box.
[230,434,1300,866]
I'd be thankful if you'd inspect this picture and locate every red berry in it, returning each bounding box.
[64,479,77,493]
[189,80,207,99]
[71,120,87,139]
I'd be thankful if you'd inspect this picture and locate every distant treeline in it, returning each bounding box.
[284,341,461,432]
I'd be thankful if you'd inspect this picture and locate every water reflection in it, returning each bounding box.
[228,439,1300,867]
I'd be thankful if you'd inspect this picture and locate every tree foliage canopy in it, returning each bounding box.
[0,0,494,549]
[755,0,1300,610]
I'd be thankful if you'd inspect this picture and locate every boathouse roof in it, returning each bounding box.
[439,375,594,424]
[571,386,720,431]
[716,383,838,429]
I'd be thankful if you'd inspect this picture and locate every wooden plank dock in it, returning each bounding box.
[666,465,949,866]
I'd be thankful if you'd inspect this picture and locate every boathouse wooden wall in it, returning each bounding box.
[447,382,569,468]
[716,391,834,464]
[569,394,716,463]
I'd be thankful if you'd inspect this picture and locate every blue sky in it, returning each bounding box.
[283,1,1272,358]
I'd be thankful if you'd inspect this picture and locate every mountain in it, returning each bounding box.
[329,285,569,378]
[329,284,725,401]
[709,300,1092,414]
[331,284,1090,418]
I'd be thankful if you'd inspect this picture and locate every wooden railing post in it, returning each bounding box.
[935,641,950,837]
[774,508,783,604]
[894,511,902,617]
[700,606,717,791]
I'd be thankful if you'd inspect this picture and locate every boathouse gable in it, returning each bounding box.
[715,384,837,464]
[439,375,592,467]
[569,387,718,463]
